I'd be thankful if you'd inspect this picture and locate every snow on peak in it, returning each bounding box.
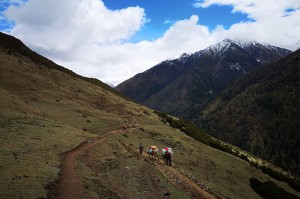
[173,39,291,66]
[202,39,234,56]
[180,52,190,58]
[161,52,191,66]
[231,39,258,49]
[173,53,190,65]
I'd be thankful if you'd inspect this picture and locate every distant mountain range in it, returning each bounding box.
[116,39,292,119]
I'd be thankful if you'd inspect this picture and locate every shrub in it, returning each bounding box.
[249,178,299,199]
[260,166,288,181]
[240,154,249,162]
[155,111,236,154]
[259,165,300,192]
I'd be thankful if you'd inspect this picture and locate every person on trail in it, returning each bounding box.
[165,150,171,166]
[139,143,144,159]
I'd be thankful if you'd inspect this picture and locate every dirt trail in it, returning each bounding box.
[155,162,217,199]
[142,150,217,199]
[47,128,127,199]
[47,127,217,199]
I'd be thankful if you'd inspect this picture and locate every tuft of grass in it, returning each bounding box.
[122,133,129,138]
[86,120,91,123]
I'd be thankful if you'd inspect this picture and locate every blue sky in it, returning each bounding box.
[1,0,299,85]
[0,2,13,31]
[102,0,249,42]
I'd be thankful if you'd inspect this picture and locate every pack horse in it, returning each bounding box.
[147,146,159,160]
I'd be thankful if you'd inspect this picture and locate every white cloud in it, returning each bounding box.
[53,15,215,84]
[4,0,146,51]
[2,0,300,85]
[193,0,300,49]
[194,0,300,20]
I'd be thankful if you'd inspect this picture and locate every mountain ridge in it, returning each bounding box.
[116,39,292,119]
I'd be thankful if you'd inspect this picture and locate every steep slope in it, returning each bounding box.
[0,32,121,98]
[236,40,293,65]
[198,49,300,176]
[116,39,291,119]
[0,32,156,198]
[1,32,299,199]
[116,55,188,103]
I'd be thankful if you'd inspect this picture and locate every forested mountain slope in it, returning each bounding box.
[198,49,300,176]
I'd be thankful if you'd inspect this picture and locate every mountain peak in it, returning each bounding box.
[233,39,260,48]
[202,39,237,56]
[222,38,235,43]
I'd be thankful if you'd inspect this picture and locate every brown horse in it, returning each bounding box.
[147,146,159,160]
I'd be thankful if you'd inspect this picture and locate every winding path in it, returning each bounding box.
[47,129,125,199]
[47,127,217,199]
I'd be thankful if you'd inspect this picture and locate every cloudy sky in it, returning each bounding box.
[1,0,300,86]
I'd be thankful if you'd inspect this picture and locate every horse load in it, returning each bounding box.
[147,146,159,160]
[146,146,173,166]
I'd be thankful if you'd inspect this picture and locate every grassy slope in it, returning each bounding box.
[79,116,300,199]
[0,39,299,198]
[0,45,143,198]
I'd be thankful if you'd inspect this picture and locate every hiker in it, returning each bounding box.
[162,148,172,166]
[139,143,144,159]
[165,150,172,166]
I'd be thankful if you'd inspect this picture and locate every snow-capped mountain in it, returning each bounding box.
[116,39,291,119]
[194,39,291,65]
[200,38,233,56]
